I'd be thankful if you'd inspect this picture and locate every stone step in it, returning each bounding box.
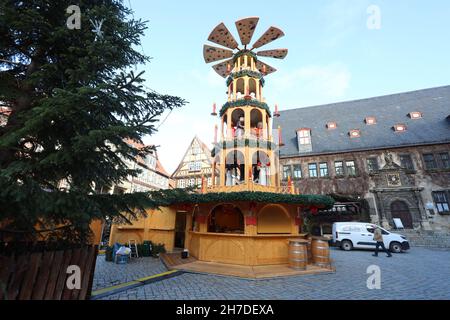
[396,230,450,248]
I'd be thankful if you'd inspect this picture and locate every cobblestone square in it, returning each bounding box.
[92,256,167,291]
[94,247,450,300]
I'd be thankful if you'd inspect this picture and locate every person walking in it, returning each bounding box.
[372,226,392,257]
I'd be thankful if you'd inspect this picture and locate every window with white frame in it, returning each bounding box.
[308,163,318,178]
[319,162,329,177]
[432,191,450,214]
[293,164,302,179]
[188,161,202,172]
[298,129,311,145]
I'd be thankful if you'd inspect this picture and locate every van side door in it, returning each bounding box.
[348,226,365,248]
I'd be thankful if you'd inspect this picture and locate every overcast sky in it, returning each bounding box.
[125,0,450,174]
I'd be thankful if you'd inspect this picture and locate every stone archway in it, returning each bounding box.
[390,200,413,229]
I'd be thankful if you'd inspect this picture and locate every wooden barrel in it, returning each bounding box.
[288,240,307,270]
[311,237,330,268]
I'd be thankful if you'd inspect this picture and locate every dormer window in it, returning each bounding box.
[393,124,407,132]
[409,111,422,119]
[297,128,311,145]
[296,128,312,153]
[365,117,377,125]
[349,129,361,138]
[326,122,337,129]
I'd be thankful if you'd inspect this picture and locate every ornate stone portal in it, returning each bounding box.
[370,152,429,229]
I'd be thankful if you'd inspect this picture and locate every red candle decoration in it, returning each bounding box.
[211,103,217,116]
[201,175,206,193]
[278,126,284,146]
[274,104,280,117]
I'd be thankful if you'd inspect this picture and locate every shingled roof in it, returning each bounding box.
[274,85,450,157]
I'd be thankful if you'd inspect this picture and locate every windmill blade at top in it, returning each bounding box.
[257,49,288,59]
[256,60,277,75]
[252,26,285,49]
[235,17,259,46]
[203,45,234,63]
[212,59,233,78]
[208,23,239,50]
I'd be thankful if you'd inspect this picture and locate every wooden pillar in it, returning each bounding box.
[245,145,251,186]
[185,212,193,249]
[220,148,226,187]
[262,110,268,140]
[244,76,249,96]
[256,79,261,101]
[227,108,233,139]
[244,108,251,138]
[211,162,216,187]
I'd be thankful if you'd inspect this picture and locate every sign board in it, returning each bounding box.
[393,218,404,229]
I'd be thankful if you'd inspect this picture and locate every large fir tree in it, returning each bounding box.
[0,0,186,242]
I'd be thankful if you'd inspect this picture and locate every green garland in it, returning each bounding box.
[147,189,335,209]
[220,99,272,117]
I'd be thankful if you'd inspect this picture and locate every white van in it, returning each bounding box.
[332,222,410,253]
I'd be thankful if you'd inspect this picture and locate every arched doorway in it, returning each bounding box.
[251,151,271,185]
[208,204,244,234]
[225,150,245,185]
[231,108,245,139]
[250,109,263,138]
[390,200,413,229]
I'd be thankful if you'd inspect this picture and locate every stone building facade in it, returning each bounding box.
[274,86,450,233]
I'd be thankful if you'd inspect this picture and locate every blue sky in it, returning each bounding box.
[125,0,450,173]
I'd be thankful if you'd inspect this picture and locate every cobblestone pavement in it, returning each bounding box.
[92,256,167,291]
[98,247,450,300]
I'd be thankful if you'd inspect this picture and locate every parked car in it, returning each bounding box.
[332,222,410,253]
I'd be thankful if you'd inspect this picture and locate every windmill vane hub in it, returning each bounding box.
[203,17,288,78]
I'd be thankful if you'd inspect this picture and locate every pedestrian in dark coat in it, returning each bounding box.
[372,226,392,257]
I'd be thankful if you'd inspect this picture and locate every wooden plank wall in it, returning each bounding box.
[0,246,98,300]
